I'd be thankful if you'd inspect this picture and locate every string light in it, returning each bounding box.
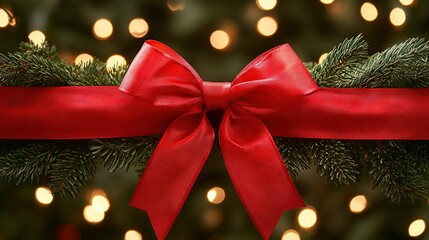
[167,0,186,12]
[35,187,54,205]
[399,0,414,6]
[74,53,93,65]
[210,30,230,50]
[83,205,105,223]
[389,8,406,27]
[0,8,9,28]
[297,206,317,229]
[256,16,278,37]
[28,30,46,45]
[124,230,143,240]
[318,53,328,64]
[93,18,113,40]
[320,0,335,5]
[349,195,367,213]
[106,55,127,69]
[408,219,426,237]
[256,0,277,11]
[207,187,225,204]
[281,229,300,240]
[360,2,378,22]
[91,195,110,212]
[128,18,149,38]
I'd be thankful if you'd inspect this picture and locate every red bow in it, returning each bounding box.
[122,41,309,239]
[2,40,429,240]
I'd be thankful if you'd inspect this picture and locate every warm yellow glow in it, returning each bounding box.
[256,16,278,37]
[28,30,46,45]
[399,0,414,6]
[124,230,143,240]
[256,0,277,11]
[91,195,110,212]
[0,8,9,28]
[35,187,54,205]
[74,53,93,65]
[106,55,127,69]
[281,229,300,240]
[210,30,230,50]
[318,53,328,64]
[297,207,317,229]
[390,8,406,27]
[360,2,378,22]
[349,195,367,213]
[167,0,186,12]
[83,205,105,223]
[93,18,113,40]
[207,187,226,204]
[320,0,335,5]
[128,18,149,38]
[409,219,426,237]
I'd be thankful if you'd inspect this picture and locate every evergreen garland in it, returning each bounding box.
[0,35,428,203]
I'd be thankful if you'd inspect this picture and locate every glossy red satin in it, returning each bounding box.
[2,40,429,240]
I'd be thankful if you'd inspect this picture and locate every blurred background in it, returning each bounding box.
[1,0,429,239]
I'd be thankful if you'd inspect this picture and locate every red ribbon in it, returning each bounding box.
[2,40,429,239]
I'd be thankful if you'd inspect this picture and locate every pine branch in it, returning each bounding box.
[311,140,360,185]
[276,138,312,180]
[90,137,158,173]
[48,144,95,199]
[310,34,368,87]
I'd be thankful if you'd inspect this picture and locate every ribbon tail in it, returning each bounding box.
[219,110,305,240]
[130,112,214,240]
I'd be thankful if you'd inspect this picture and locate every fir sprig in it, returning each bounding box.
[1,36,429,203]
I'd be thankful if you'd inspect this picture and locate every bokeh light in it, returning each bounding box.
[320,0,335,5]
[0,8,9,28]
[91,195,110,212]
[167,0,186,12]
[124,230,143,240]
[210,30,230,50]
[128,18,149,38]
[93,18,113,40]
[28,30,46,45]
[83,205,105,223]
[256,0,277,11]
[256,16,278,36]
[399,0,414,6]
[349,195,367,213]
[297,207,317,229]
[207,187,225,204]
[282,229,300,240]
[390,8,406,27]
[409,219,426,237]
[318,53,328,64]
[360,2,378,22]
[203,209,223,228]
[74,53,93,65]
[35,187,53,205]
[106,55,127,69]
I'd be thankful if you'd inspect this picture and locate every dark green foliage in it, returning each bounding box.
[1,37,429,203]
[90,137,158,173]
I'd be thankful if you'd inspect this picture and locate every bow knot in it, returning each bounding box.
[203,81,231,111]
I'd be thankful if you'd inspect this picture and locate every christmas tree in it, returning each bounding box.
[1,0,429,239]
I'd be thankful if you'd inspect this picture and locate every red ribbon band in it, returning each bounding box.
[1,40,429,239]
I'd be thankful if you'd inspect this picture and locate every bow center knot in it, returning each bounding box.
[203,81,231,111]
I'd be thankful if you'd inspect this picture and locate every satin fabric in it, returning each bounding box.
[1,40,429,239]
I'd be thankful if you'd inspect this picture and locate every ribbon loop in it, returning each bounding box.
[203,81,231,111]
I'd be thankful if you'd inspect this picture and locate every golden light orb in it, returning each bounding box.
[128,18,149,38]
[297,207,318,229]
[83,205,105,223]
[28,30,46,45]
[124,230,143,240]
[206,187,226,204]
[360,2,378,22]
[320,0,335,5]
[167,0,186,12]
[399,0,414,6]
[91,195,110,212]
[390,8,406,27]
[106,55,127,69]
[74,53,93,65]
[349,195,367,213]
[409,219,426,237]
[210,30,230,50]
[0,8,9,28]
[35,187,54,205]
[256,16,278,37]
[93,18,113,40]
[256,0,277,11]
[281,229,301,240]
[318,53,328,64]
